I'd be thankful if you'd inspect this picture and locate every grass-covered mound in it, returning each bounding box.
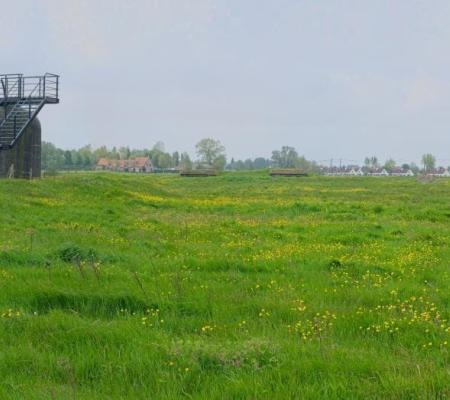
[0,172,449,399]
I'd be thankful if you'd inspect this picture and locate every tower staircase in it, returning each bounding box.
[0,73,59,150]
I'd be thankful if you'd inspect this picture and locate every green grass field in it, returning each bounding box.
[0,172,449,399]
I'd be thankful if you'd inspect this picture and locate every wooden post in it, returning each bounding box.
[7,163,14,179]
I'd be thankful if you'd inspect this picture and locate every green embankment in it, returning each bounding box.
[0,172,449,399]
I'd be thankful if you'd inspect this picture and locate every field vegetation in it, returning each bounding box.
[0,172,449,399]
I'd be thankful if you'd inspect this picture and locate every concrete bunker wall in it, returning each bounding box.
[0,108,41,179]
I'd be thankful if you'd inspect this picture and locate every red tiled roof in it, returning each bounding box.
[96,157,151,169]
[134,157,150,168]
[97,158,111,167]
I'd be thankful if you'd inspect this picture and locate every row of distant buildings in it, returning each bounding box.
[94,157,450,178]
[96,157,153,172]
[319,166,450,177]
[96,157,183,173]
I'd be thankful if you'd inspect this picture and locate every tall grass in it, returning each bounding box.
[0,172,449,399]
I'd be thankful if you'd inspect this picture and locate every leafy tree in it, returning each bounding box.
[384,158,396,173]
[158,152,173,169]
[153,141,165,153]
[244,159,254,170]
[364,156,379,168]
[93,146,109,160]
[130,148,146,158]
[73,151,84,168]
[227,157,270,170]
[172,151,180,167]
[77,145,95,168]
[195,138,226,166]
[180,152,193,171]
[235,160,245,170]
[422,153,436,172]
[296,155,311,170]
[111,147,120,160]
[254,157,268,169]
[41,142,64,170]
[213,154,227,171]
[119,146,131,160]
[148,148,163,168]
[410,162,420,174]
[64,150,73,168]
[363,156,379,172]
[271,146,298,168]
[272,146,298,168]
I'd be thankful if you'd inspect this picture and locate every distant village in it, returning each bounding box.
[94,156,450,178]
[318,166,450,177]
[96,157,153,173]
[42,140,450,178]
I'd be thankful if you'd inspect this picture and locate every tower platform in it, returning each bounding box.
[0,73,59,178]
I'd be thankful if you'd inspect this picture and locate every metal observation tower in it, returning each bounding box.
[0,73,60,178]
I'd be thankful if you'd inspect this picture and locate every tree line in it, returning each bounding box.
[41,141,192,171]
[41,138,232,172]
[42,139,445,173]
[363,154,442,173]
[42,140,318,172]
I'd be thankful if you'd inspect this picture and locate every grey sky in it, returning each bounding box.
[1,0,450,164]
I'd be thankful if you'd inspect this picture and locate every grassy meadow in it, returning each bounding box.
[0,171,449,399]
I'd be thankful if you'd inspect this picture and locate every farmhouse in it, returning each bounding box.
[368,168,389,176]
[320,165,417,177]
[390,168,414,177]
[323,166,363,176]
[128,157,152,172]
[427,167,450,177]
[96,158,111,170]
[96,157,152,173]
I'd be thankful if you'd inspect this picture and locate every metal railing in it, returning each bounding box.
[1,72,60,150]
[0,74,22,99]
[0,73,59,101]
[0,80,43,127]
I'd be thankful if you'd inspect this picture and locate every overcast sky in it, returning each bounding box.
[1,0,450,164]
